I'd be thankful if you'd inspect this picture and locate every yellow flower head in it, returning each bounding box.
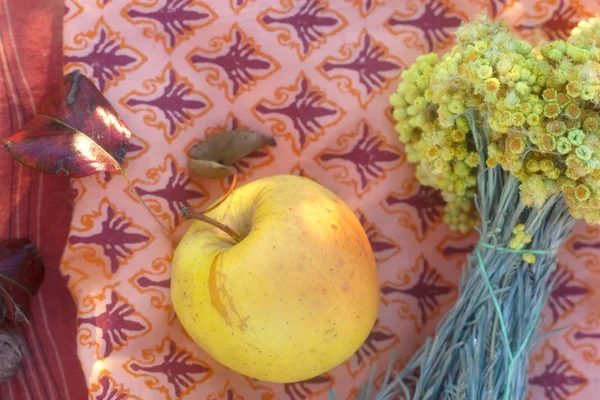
[390,14,600,231]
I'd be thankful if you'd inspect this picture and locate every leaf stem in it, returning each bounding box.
[202,170,238,213]
[120,169,177,243]
[180,207,242,243]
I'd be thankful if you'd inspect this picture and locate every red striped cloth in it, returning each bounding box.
[0,0,86,398]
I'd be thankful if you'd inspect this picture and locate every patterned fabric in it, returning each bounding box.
[61,1,600,399]
[0,0,87,399]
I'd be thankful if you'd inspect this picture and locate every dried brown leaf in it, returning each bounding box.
[0,239,44,324]
[0,327,24,382]
[187,159,237,178]
[188,130,276,178]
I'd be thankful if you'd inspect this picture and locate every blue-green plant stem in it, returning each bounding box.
[352,109,575,400]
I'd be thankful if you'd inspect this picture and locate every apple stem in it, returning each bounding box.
[181,207,242,243]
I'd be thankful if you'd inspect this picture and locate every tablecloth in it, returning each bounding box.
[59,1,600,399]
[0,0,87,399]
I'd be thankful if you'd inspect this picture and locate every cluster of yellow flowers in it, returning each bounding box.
[509,224,536,264]
[390,52,480,232]
[391,15,600,232]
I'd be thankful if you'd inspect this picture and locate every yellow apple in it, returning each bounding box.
[171,174,379,383]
